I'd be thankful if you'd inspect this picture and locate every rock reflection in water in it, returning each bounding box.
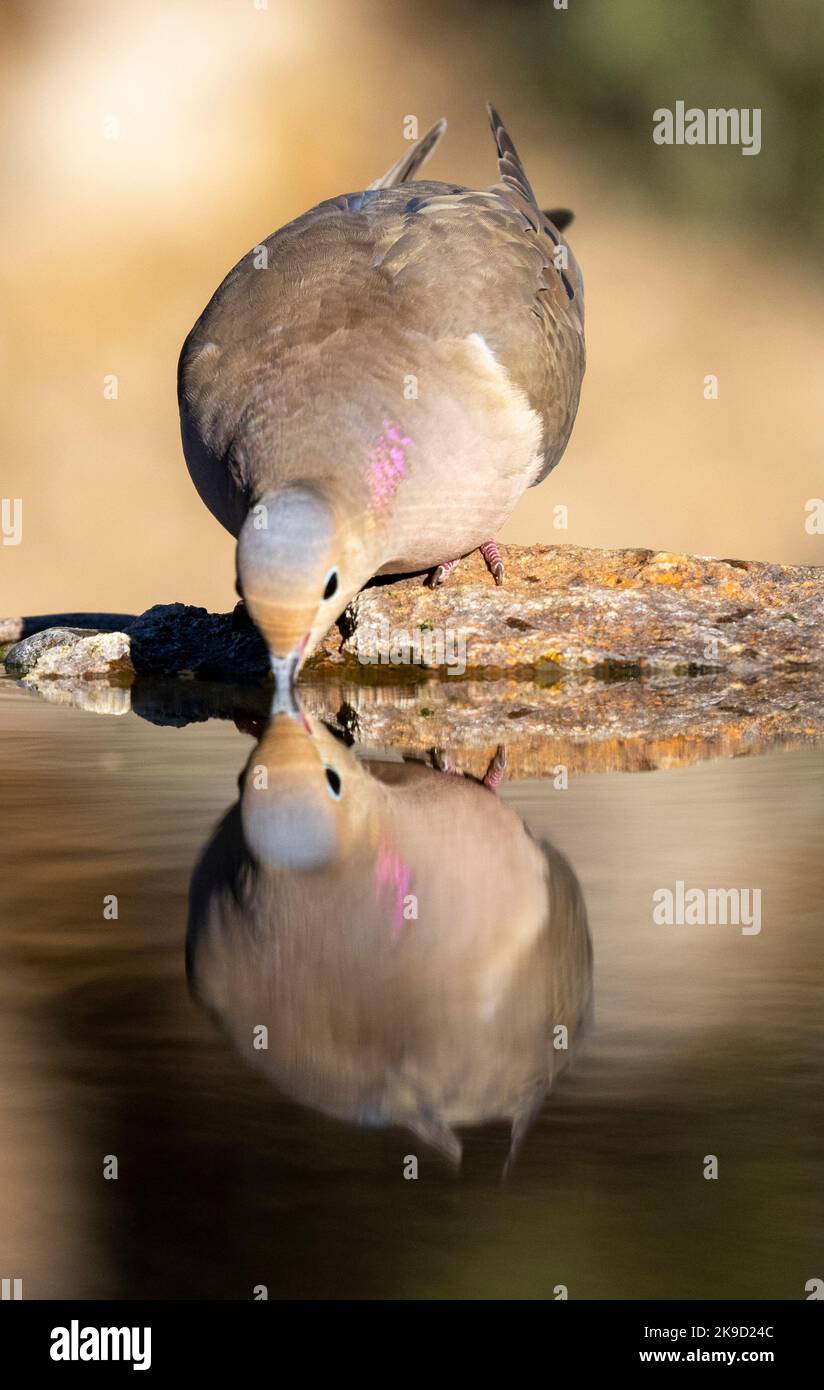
[186,708,593,1171]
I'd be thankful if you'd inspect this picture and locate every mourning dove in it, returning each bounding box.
[179,106,585,692]
[186,710,593,1172]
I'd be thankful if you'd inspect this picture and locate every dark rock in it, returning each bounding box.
[128,603,269,682]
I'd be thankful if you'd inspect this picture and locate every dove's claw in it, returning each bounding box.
[430,747,461,776]
[480,540,504,586]
[426,543,503,589]
[426,559,458,588]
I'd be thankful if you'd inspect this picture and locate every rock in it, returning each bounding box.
[23,631,134,683]
[5,575,823,778]
[4,545,823,703]
[4,626,95,675]
[13,627,135,716]
[128,603,269,681]
[311,545,824,675]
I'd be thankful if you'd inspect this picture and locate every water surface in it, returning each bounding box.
[0,675,821,1300]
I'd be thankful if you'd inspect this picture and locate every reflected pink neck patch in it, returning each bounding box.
[375,842,413,937]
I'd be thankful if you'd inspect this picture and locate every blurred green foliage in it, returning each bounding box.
[451,0,824,239]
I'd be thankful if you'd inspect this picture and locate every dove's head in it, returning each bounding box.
[236,485,370,694]
[237,705,374,871]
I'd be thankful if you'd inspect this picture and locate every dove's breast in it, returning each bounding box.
[374,329,545,573]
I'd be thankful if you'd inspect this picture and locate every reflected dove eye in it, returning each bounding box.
[324,767,342,800]
[322,568,339,601]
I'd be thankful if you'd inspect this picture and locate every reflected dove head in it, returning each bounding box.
[236,484,370,691]
[239,707,367,872]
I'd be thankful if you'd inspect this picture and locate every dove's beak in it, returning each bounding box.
[270,649,301,714]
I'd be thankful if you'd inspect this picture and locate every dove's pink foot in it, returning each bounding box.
[430,744,506,788]
[480,539,505,586]
[483,745,507,793]
[426,558,459,588]
[430,747,461,776]
[425,539,504,588]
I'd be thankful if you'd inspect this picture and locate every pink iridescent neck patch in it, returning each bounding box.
[367,421,411,509]
[374,842,413,937]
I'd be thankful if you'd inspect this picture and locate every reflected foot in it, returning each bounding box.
[483,744,507,792]
[430,746,461,776]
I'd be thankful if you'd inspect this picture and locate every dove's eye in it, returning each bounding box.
[322,568,339,600]
[325,767,342,800]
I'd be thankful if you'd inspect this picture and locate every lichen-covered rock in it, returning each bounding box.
[128,603,269,681]
[25,631,134,682]
[4,626,94,675]
[312,545,824,675]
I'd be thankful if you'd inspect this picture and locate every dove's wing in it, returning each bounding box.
[483,104,585,483]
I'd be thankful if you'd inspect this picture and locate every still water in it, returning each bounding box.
[0,674,821,1300]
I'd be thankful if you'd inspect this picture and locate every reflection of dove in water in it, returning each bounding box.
[186,711,593,1172]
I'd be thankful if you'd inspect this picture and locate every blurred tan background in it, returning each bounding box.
[2,0,822,617]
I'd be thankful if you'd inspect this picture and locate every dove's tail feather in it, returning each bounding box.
[486,102,540,209]
[503,1085,548,1181]
[368,118,447,190]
